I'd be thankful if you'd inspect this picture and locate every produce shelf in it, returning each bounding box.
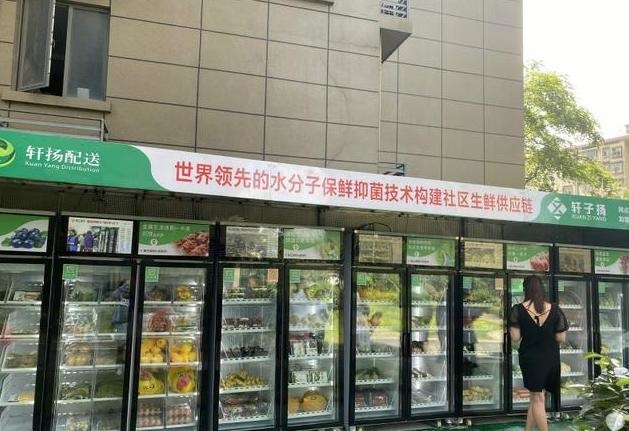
[412,352,446,358]
[356,352,395,359]
[221,327,273,334]
[600,327,623,332]
[561,371,585,377]
[463,303,497,308]
[289,354,333,361]
[413,377,447,383]
[599,306,621,311]
[219,385,270,395]
[288,410,332,419]
[356,326,396,332]
[144,301,203,306]
[138,393,198,400]
[463,375,494,381]
[222,299,273,305]
[560,349,584,354]
[561,304,583,309]
[290,299,334,305]
[357,300,398,306]
[219,415,271,425]
[289,326,326,332]
[412,401,447,409]
[513,398,529,404]
[411,326,447,331]
[355,405,396,413]
[220,356,271,364]
[355,379,395,386]
[463,399,494,406]
[288,382,333,389]
[411,301,446,307]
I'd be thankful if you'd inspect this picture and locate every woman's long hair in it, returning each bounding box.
[523,275,546,314]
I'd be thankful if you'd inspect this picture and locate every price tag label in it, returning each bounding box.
[411,274,420,286]
[223,268,235,283]
[62,264,79,281]
[511,279,524,294]
[267,268,279,283]
[145,267,160,283]
[495,278,504,291]
[463,278,472,290]
[289,270,301,284]
[356,273,367,286]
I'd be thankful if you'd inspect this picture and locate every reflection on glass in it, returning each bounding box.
[354,272,401,420]
[287,269,341,426]
[0,264,44,430]
[597,282,624,363]
[218,268,278,430]
[137,267,205,430]
[462,276,504,412]
[410,274,449,414]
[52,265,131,431]
[557,279,589,408]
[510,277,551,410]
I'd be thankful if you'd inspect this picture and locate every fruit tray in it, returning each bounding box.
[2,309,40,338]
[1,341,38,371]
[0,372,36,406]
[0,407,34,431]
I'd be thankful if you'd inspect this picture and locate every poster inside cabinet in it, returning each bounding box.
[558,247,592,273]
[282,228,341,261]
[506,244,550,272]
[66,217,133,254]
[0,213,49,253]
[357,234,403,265]
[594,249,629,275]
[406,237,455,267]
[138,221,210,257]
[225,226,280,259]
[463,241,504,270]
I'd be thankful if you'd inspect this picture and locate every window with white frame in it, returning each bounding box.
[17,1,109,100]
[580,149,597,160]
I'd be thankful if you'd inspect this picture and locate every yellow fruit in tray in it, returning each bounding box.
[301,391,327,412]
[138,370,165,395]
[155,338,168,349]
[168,367,196,393]
[288,396,301,414]
[175,286,194,301]
[170,352,185,363]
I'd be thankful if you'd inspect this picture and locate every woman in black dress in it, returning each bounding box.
[509,275,569,431]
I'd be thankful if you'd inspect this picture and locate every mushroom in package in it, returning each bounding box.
[146,308,170,333]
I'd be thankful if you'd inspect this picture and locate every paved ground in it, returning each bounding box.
[453,421,577,431]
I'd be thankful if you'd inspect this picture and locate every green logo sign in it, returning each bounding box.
[62,264,79,281]
[223,268,235,283]
[145,267,160,283]
[547,197,567,220]
[0,139,16,168]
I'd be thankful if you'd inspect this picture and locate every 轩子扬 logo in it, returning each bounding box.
[547,197,567,220]
[0,138,15,168]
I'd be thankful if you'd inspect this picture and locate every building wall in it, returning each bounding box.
[0,0,524,187]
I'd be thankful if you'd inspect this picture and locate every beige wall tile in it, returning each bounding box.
[0,42,12,86]
[397,123,441,156]
[107,99,196,145]
[7,101,104,119]
[443,100,483,132]
[397,153,441,179]
[399,37,441,68]
[0,1,16,43]
[443,15,482,47]
[485,106,523,136]
[329,51,380,91]
[382,61,398,92]
[398,64,441,97]
[272,0,329,13]
[411,9,441,40]
[484,77,522,108]
[442,129,483,160]
[327,124,379,162]
[7,110,104,136]
[331,0,380,20]
[203,0,268,39]
[329,14,380,56]
[398,94,441,127]
[265,117,326,159]
[201,32,267,75]
[381,92,398,122]
[380,121,397,152]
[484,50,522,80]
[0,85,9,109]
[443,71,483,103]
[485,0,522,27]
[328,87,380,127]
[485,161,524,188]
[326,160,378,173]
[107,57,198,106]
[198,69,265,115]
[198,148,263,160]
[485,133,524,165]
[111,0,201,27]
[410,0,441,12]
[268,42,327,85]
[269,4,328,48]
[109,18,199,67]
[442,158,484,184]
[197,109,264,153]
[378,151,397,164]
[442,0,482,20]
[265,154,326,167]
[443,43,483,74]
[485,23,522,54]
[266,79,326,122]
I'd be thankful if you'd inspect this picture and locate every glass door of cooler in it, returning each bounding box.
[52,264,132,431]
[0,263,46,431]
[556,278,590,409]
[508,276,551,412]
[136,266,206,430]
[461,275,505,414]
[409,273,450,416]
[353,271,402,421]
[286,268,342,427]
[218,266,279,430]
[596,281,625,365]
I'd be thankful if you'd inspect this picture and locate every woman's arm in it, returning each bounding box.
[509,326,521,342]
[555,331,566,343]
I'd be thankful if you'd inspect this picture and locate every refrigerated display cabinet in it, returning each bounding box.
[134,266,207,431]
[51,264,133,431]
[286,267,342,428]
[556,278,591,409]
[461,275,505,414]
[408,273,450,416]
[352,270,403,422]
[596,281,626,365]
[0,263,47,431]
[217,266,280,430]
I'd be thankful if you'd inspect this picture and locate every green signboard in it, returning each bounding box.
[406,237,455,267]
[145,267,160,283]
[4,128,629,231]
[282,228,341,261]
[289,270,301,284]
[223,268,235,283]
[511,279,524,294]
[356,272,368,286]
[139,221,210,257]
[0,213,48,252]
[358,234,403,265]
[62,264,79,281]
[594,249,629,275]
[506,244,550,272]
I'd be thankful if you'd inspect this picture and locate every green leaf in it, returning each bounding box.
[585,352,605,360]
[616,378,629,387]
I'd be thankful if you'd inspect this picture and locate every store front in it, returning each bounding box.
[0,128,628,431]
